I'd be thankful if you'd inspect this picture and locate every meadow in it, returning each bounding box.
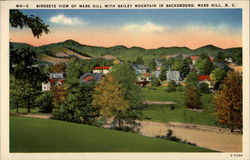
[141,87,217,126]
[10,116,213,152]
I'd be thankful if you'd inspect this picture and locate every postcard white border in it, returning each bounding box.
[1,1,249,160]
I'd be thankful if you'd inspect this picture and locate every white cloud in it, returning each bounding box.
[121,22,167,34]
[183,23,241,35]
[50,14,85,25]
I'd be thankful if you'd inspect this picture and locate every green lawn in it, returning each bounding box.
[10,116,213,152]
[142,87,217,126]
[142,87,185,106]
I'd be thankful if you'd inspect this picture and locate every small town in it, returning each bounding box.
[8,9,243,153]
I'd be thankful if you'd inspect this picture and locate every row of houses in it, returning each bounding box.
[42,66,112,91]
[42,54,222,91]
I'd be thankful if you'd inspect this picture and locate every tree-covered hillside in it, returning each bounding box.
[10,39,242,64]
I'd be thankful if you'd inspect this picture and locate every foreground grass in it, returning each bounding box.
[10,116,213,152]
[142,87,217,126]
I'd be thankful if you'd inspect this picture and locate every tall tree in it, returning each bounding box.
[151,75,160,87]
[183,57,192,65]
[10,9,50,38]
[148,59,157,71]
[64,57,82,89]
[51,86,67,108]
[199,52,210,60]
[10,76,37,113]
[53,57,98,125]
[10,9,50,78]
[195,59,214,75]
[185,84,201,109]
[53,83,98,125]
[198,82,210,94]
[213,71,242,132]
[209,67,226,90]
[93,74,129,128]
[185,72,198,87]
[159,67,167,81]
[172,60,190,78]
[214,52,225,64]
[110,63,144,131]
[10,47,43,85]
[232,51,242,65]
[35,91,53,113]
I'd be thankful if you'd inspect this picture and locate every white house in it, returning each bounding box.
[49,73,64,79]
[42,82,51,91]
[166,67,181,82]
[93,66,111,74]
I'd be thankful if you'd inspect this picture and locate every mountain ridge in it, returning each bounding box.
[10,40,242,64]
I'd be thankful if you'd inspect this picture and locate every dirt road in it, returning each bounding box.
[140,121,242,152]
[18,113,53,119]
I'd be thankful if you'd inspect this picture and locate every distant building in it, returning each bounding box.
[48,72,65,87]
[137,73,151,82]
[42,82,51,91]
[166,67,181,82]
[151,70,161,78]
[49,72,64,79]
[225,57,233,63]
[132,64,149,74]
[79,73,103,83]
[155,60,163,71]
[93,66,111,74]
[190,56,200,64]
[198,75,212,88]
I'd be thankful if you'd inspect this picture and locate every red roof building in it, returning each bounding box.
[93,66,111,75]
[190,56,200,61]
[198,75,210,81]
[190,56,200,64]
[93,66,110,70]
[83,75,95,81]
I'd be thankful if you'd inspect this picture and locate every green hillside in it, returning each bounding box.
[10,116,213,152]
[10,40,242,64]
[192,45,224,56]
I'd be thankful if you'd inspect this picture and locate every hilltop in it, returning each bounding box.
[10,40,242,64]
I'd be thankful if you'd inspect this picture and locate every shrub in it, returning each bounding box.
[35,91,53,113]
[176,84,184,91]
[185,84,202,109]
[199,82,210,94]
[151,75,160,87]
[156,129,196,146]
[166,80,176,92]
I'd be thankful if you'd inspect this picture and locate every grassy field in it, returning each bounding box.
[142,87,217,126]
[142,87,185,106]
[10,116,213,152]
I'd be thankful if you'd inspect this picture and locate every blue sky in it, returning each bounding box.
[20,9,242,28]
